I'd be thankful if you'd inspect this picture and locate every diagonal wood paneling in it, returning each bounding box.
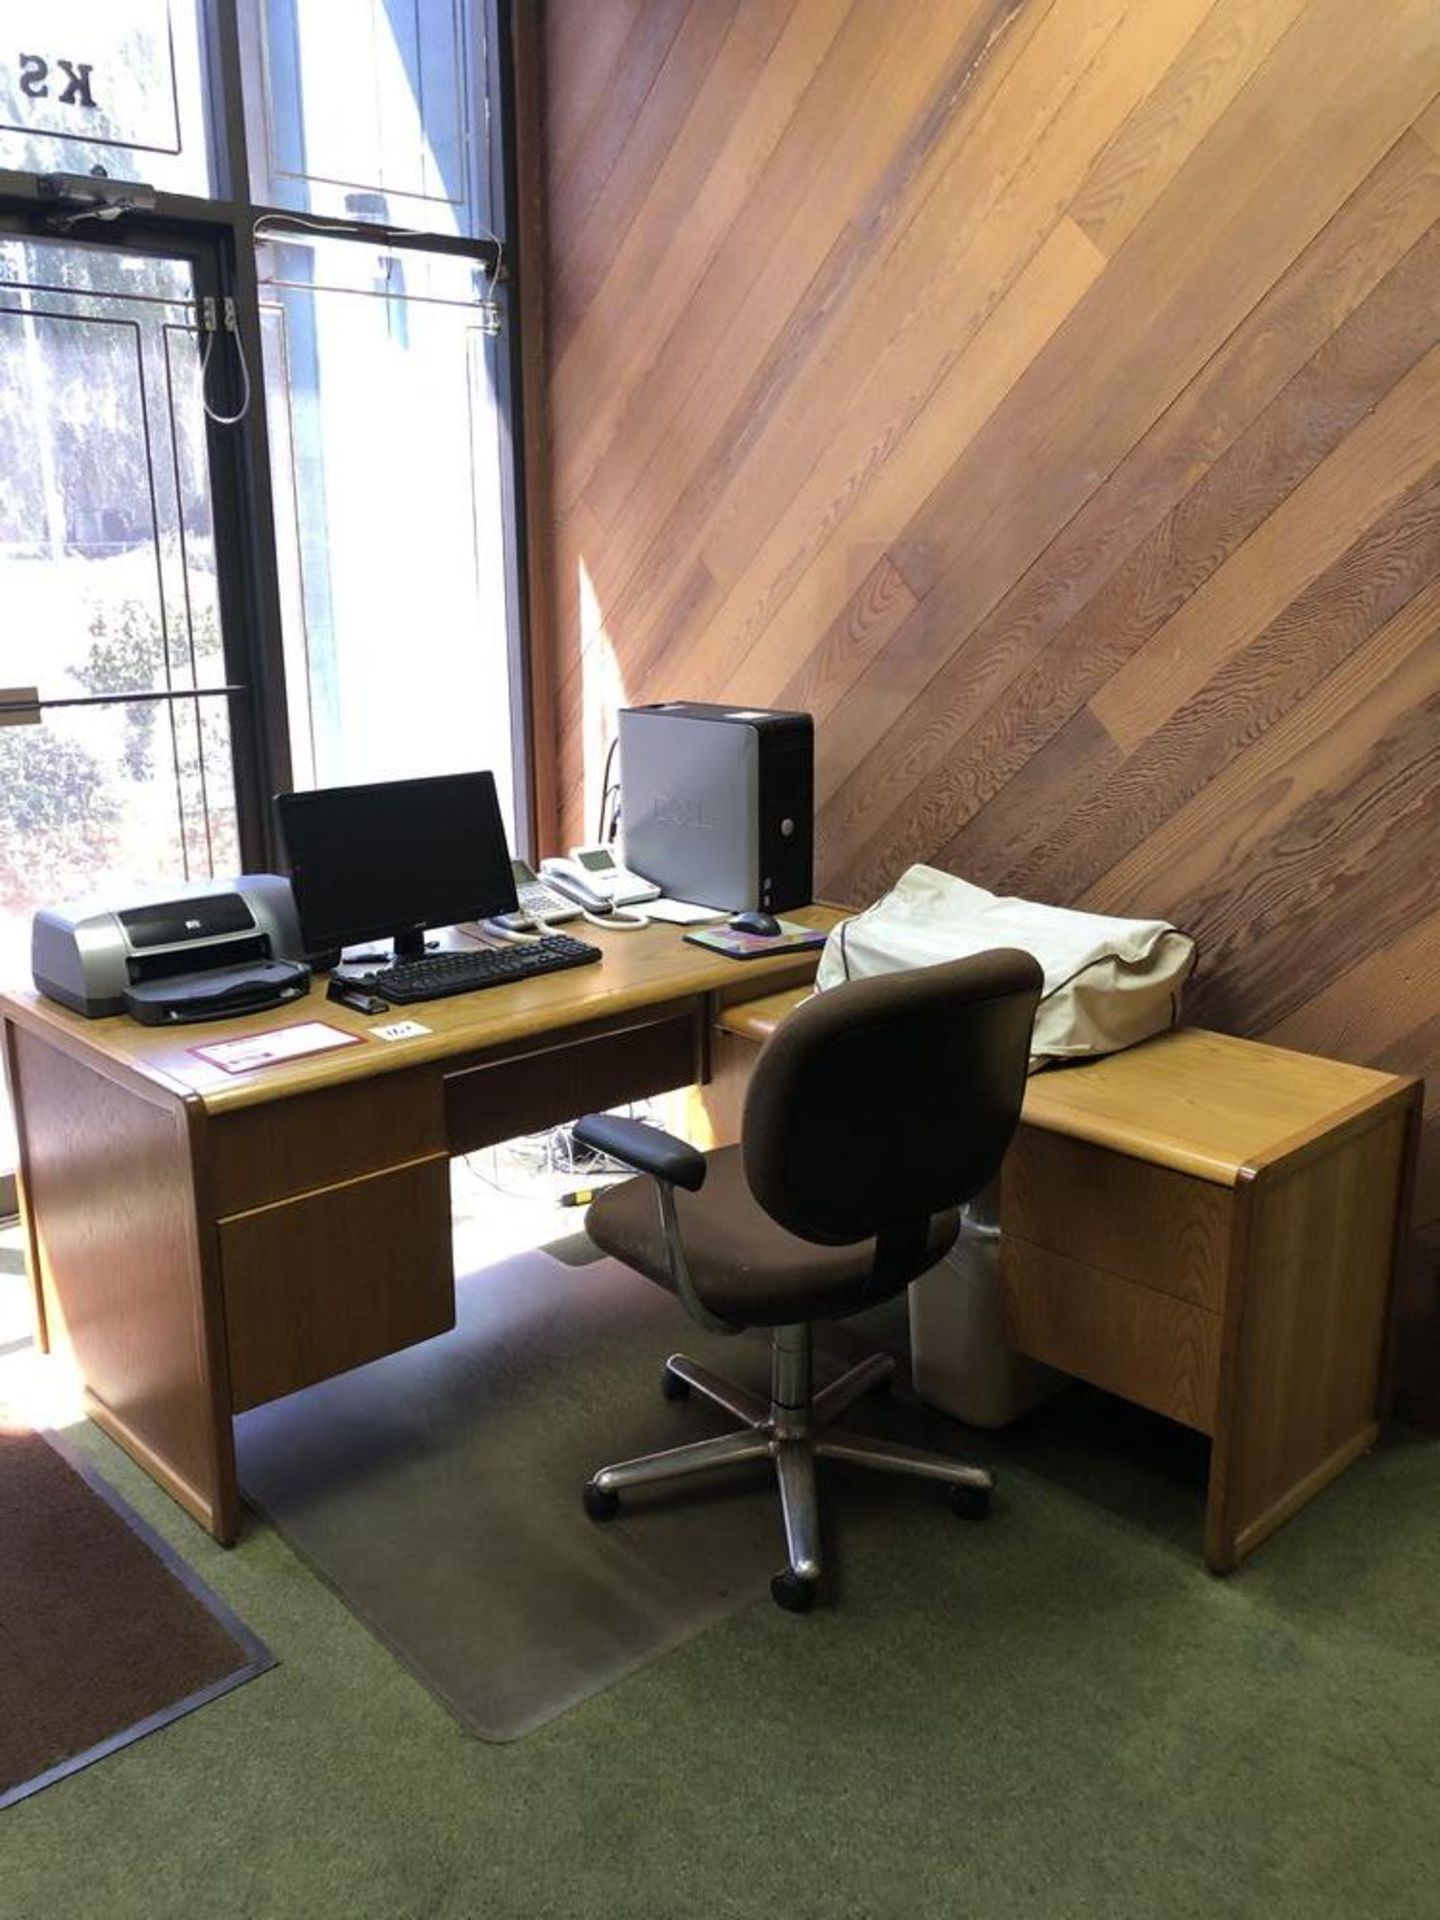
[537,0,1440,1418]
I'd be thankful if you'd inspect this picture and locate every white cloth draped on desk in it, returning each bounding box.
[815,866,1196,1070]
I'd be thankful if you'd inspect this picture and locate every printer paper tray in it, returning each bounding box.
[123,960,311,1026]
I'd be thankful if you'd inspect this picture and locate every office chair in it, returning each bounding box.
[573,949,1043,1612]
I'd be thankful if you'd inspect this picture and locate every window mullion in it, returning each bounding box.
[206,0,255,206]
[201,227,297,862]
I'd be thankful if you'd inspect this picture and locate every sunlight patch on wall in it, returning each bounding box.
[576,558,628,841]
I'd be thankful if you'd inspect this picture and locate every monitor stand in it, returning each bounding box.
[391,927,428,961]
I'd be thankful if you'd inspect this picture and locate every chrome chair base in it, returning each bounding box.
[583,1325,994,1611]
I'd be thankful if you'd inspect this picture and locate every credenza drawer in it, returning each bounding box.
[221,1155,455,1412]
[1002,1125,1232,1312]
[1001,1237,1222,1434]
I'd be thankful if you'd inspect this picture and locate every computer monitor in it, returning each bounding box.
[276,771,519,960]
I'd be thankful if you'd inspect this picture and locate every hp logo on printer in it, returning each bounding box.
[652,794,715,830]
[184,917,203,931]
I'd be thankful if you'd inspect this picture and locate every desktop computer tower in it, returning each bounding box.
[618,702,814,913]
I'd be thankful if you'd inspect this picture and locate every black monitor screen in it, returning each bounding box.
[276,771,518,957]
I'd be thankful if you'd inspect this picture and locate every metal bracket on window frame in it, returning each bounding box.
[0,686,41,728]
[35,175,158,227]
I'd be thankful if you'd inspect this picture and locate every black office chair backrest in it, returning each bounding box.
[742,950,1043,1251]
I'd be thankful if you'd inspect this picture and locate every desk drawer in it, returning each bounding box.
[1001,1237,1221,1434]
[1002,1127,1232,1311]
[210,1070,445,1216]
[220,1155,454,1412]
[444,1010,701,1154]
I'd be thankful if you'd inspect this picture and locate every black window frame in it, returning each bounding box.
[0,0,531,870]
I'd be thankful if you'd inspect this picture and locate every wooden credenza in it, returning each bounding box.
[705,1000,1422,1573]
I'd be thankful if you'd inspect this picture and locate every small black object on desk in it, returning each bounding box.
[728,910,781,937]
[326,978,388,1016]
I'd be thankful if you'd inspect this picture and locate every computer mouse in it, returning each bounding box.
[729,910,782,937]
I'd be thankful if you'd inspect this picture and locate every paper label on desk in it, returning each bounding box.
[190,1021,363,1074]
[371,1019,432,1041]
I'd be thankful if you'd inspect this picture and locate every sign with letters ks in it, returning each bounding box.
[2,0,180,155]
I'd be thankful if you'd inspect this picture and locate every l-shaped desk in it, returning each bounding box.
[1,909,1420,1569]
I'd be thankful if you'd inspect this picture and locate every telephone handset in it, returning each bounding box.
[537,859,613,914]
[501,859,581,926]
[541,847,662,910]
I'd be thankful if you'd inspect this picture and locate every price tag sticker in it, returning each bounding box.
[371,1020,432,1041]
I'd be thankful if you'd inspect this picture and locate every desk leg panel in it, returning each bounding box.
[3,1018,48,1353]
[1206,1107,1411,1571]
[665,1027,756,1151]
[7,1026,236,1541]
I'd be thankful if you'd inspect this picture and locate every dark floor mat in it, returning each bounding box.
[0,1430,273,1808]
[235,1252,924,1741]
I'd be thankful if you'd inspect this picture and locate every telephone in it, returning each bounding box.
[541,847,662,911]
[498,858,581,928]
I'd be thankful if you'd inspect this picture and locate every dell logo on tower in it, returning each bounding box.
[652,793,714,830]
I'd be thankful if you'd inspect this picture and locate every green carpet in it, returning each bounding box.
[4,1324,1437,1920]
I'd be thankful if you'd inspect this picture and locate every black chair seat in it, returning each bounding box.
[586,1144,961,1326]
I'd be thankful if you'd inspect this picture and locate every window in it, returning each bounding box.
[258,232,514,800]
[0,238,240,929]
[0,2,523,1174]
[242,0,491,239]
[0,1,214,196]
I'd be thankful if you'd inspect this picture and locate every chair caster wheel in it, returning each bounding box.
[661,1366,690,1401]
[949,1482,992,1521]
[583,1480,619,1522]
[770,1569,817,1614]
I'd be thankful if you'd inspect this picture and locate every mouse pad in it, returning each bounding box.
[683,920,828,960]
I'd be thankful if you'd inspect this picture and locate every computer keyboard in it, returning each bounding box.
[366,934,602,1005]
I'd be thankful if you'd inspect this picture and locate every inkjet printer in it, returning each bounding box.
[32,875,310,1025]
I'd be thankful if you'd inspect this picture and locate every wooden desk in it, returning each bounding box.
[713,999,1421,1572]
[0,913,841,1542]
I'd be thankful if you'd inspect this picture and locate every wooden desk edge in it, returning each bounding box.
[1,996,202,1108]
[84,1386,235,1542]
[1203,1080,1421,1574]
[2,1019,48,1352]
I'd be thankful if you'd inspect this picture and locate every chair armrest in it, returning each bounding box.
[572,1114,707,1192]
[573,1114,731,1335]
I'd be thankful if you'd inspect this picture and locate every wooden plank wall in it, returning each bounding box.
[535,0,1440,1418]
